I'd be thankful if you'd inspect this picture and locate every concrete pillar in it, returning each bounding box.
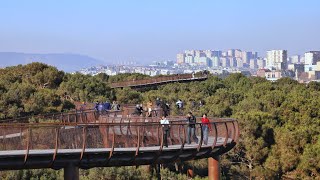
[208,156,220,180]
[64,164,79,180]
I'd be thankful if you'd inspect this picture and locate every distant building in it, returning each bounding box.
[256,69,271,78]
[195,50,205,57]
[222,51,228,57]
[230,57,237,67]
[185,56,194,64]
[250,59,257,69]
[242,51,257,64]
[266,50,288,70]
[204,50,213,58]
[194,57,211,66]
[304,64,317,72]
[304,51,320,65]
[306,61,320,80]
[257,58,266,69]
[221,57,230,67]
[236,58,243,68]
[227,49,235,57]
[265,70,283,81]
[211,57,220,67]
[184,50,196,56]
[177,53,185,64]
[290,55,300,64]
[212,50,222,57]
[235,49,242,58]
[256,68,283,81]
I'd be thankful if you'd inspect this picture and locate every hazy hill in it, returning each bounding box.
[0,52,105,72]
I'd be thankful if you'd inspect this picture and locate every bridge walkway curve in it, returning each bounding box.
[0,110,239,180]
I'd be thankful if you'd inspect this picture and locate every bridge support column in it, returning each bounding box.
[64,164,79,180]
[208,156,220,180]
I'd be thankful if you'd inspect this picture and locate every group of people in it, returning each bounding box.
[132,98,170,117]
[160,112,212,147]
[94,101,121,113]
[131,98,205,118]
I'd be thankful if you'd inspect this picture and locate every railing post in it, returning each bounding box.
[208,156,220,180]
[64,163,79,180]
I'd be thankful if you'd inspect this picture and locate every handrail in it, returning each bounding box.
[0,119,237,127]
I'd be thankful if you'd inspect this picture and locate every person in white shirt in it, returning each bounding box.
[160,116,170,147]
[176,99,183,109]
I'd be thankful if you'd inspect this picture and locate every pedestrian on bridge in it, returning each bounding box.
[201,113,212,145]
[147,100,153,117]
[186,112,198,144]
[111,101,120,111]
[161,101,170,117]
[104,100,111,111]
[160,116,170,147]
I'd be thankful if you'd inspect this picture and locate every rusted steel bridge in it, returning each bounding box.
[0,110,239,180]
[110,74,208,88]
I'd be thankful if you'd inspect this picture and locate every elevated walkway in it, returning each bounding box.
[110,74,208,88]
[0,110,239,180]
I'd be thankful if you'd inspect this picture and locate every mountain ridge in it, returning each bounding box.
[0,52,106,72]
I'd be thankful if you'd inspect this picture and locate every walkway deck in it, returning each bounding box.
[110,74,208,88]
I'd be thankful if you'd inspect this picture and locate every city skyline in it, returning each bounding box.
[1,0,320,63]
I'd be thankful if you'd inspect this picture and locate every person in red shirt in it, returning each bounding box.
[201,113,212,145]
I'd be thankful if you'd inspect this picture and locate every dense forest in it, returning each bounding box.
[0,63,319,179]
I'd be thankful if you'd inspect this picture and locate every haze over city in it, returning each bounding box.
[1,0,320,64]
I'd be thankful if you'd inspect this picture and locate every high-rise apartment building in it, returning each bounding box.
[266,50,288,70]
[304,51,320,65]
[221,57,230,67]
[185,56,194,64]
[227,49,235,57]
[184,50,196,56]
[242,51,250,64]
[290,55,300,64]
[176,53,185,64]
[212,57,220,67]
[250,59,257,69]
[230,57,237,67]
[242,51,258,64]
[235,49,242,58]
[212,51,222,57]
[204,50,212,58]
[236,58,243,68]
[194,57,211,66]
[257,58,266,69]
[195,50,205,57]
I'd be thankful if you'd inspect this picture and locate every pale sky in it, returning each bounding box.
[0,0,319,63]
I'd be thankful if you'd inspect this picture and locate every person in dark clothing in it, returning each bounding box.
[156,98,161,107]
[94,101,99,111]
[160,116,170,147]
[191,100,196,109]
[186,112,198,144]
[161,101,170,117]
[133,104,143,116]
[104,101,111,111]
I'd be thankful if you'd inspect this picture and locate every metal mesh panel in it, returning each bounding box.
[29,127,56,150]
[59,126,83,149]
[0,127,27,151]
[85,126,104,148]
